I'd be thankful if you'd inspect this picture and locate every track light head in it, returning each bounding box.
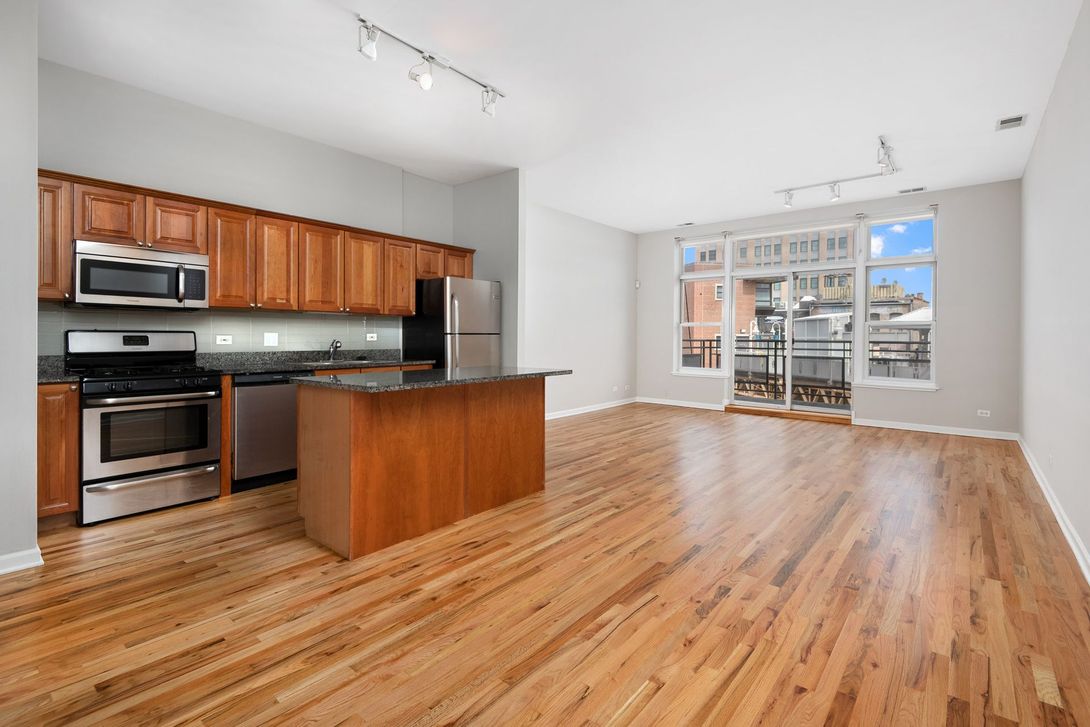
[877,136,897,175]
[358,22,380,61]
[409,57,434,91]
[481,88,498,117]
[829,183,841,202]
[783,191,793,208]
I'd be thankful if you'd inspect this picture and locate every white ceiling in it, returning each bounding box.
[38,0,1083,233]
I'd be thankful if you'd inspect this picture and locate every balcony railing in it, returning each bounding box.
[681,338,722,369]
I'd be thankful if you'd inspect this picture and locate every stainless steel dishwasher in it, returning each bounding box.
[232,371,312,490]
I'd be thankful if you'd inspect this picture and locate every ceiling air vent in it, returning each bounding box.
[898,187,927,195]
[996,115,1026,131]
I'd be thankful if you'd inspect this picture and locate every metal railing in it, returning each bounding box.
[681,337,722,369]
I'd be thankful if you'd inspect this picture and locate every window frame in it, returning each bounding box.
[674,235,729,378]
[855,209,939,390]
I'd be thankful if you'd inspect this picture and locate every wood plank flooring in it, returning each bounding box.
[2,403,1089,725]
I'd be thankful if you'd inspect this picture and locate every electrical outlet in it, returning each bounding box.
[366,333,378,342]
[215,335,232,345]
[624,384,631,391]
[976,409,991,418]
[263,332,278,347]
[612,385,619,392]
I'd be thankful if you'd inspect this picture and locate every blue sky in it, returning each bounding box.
[869,219,934,302]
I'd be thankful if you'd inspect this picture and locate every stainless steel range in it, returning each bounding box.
[66,330,222,524]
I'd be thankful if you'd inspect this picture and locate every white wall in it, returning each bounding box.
[0,0,43,574]
[453,169,522,366]
[402,171,453,245]
[523,204,637,415]
[636,180,1023,434]
[1022,3,1090,563]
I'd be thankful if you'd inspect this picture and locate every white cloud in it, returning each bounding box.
[870,234,885,256]
[910,246,931,255]
[889,223,908,234]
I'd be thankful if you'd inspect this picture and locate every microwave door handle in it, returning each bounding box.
[177,265,185,303]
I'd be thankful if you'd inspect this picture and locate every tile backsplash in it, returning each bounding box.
[38,302,401,355]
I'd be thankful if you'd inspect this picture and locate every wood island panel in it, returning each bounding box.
[297,378,546,559]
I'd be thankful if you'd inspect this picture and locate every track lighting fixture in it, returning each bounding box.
[481,88,498,118]
[358,22,380,61]
[773,136,899,206]
[408,57,434,91]
[356,17,505,117]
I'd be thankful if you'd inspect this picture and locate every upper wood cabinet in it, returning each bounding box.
[146,197,207,253]
[383,239,416,316]
[444,250,473,279]
[38,176,72,301]
[73,183,145,246]
[208,207,255,308]
[300,224,344,312]
[38,383,79,518]
[415,243,444,280]
[254,216,299,310]
[344,232,383,315]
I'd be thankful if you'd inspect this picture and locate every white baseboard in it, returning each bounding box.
[634,397,724,411]
[545,398,636,420]
[850,416,1019,440]
[0,546,43,577]
[1018,438,1090,587]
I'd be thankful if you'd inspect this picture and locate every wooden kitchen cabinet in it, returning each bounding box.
[444,250,473,279]
[73,183,145,246]
[208,207,256,308]
[383,239,416,316]
[254,216,299,310]
[145,196,207,253]
[37,383,80,518]
[344,232,383,314]
[415,243,444,279]
[300,223,344,312]
[38,176,72,301]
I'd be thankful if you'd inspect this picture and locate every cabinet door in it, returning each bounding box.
[299,223,344,312]
[383,239,416,316]
[208,208,255,308]
[73,183,145,246]
[344,232,383,315]
[146,196,207,253]
[415,243,444,279]
[38,383,79,517]
[38,176,73,301]
[254,216,299,310]
[444,250,472,279]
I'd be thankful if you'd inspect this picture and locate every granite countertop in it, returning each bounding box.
[37,349,435,384]
[293,366,572,393]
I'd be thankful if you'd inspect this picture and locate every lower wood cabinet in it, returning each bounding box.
[37,383,80,518]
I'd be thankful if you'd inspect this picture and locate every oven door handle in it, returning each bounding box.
[84,390,221,406]
[84,464,219,493]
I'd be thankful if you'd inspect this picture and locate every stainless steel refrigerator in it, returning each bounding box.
[403,277,502,368]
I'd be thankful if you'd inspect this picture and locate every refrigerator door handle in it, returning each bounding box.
[451,292,460,368]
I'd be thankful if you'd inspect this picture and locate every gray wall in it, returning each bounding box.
[453,170,522,366]
[37,60,461,359]
[0,0,42,574]
[636,180,1023,434]
[523,204,637,414]
[1022,3,1090,557]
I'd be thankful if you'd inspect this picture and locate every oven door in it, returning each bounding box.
[82,392,222,482]
[75,250,186,309]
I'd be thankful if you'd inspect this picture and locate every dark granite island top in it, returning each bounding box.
[295,366,571,560]
[293,366,571,393]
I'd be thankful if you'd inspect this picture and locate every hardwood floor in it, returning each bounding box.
[1,403,1088,725]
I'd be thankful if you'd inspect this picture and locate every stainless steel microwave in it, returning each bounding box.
[74,240,209,309]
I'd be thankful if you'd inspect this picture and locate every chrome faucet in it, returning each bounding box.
[327,338,342,361]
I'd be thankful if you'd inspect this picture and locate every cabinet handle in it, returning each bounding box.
[250,303,256,308]
[137,241,145,246]
[346,307,351,312]
[64,293,70,299]
[257,303,262,308]
[147,242,153,248]
[68,384,77,391]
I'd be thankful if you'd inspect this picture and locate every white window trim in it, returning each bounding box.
[673,235,729,377]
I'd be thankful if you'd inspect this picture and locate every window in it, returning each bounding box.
[755,245,762,258]
[799,240,808,254]
[739,245,747,259]
[864,213,936,384]
[825,275,836,287]
[799,277,807,290]
[827,238,835,252]
[764,243,772,257]
[774,242,782,258]
[809,276,818,289]
[678,238,726,373]
[790,241,798,254]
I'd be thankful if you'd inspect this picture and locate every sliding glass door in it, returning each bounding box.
[731,276,788,406]
[790,270,853,412]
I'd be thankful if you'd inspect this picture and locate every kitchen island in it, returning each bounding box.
[294,366,571,559]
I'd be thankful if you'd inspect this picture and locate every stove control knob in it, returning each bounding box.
[124,381,135,392]
[106,382,117,392]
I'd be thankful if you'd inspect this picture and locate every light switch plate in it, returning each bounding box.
[366,333,378,341]
[263,332,279,347]
[215,335,232,345]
